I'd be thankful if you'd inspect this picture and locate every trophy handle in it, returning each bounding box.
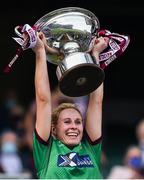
[14,26,23,37]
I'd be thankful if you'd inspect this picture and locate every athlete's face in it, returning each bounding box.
[53,108,83,146]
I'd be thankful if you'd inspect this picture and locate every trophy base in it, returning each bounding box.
[58,64,104,97]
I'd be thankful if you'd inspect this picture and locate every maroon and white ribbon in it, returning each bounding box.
[4,26,130,73]
[13,24,37,50]
[98,29,130,69]
[3,24,37,73]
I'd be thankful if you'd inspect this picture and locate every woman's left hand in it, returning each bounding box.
[92,36,109,54]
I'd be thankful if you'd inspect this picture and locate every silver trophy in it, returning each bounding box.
[34,7,104,97]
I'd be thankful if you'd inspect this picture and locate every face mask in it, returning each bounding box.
[1,142,17,154]
[128,157,142,169]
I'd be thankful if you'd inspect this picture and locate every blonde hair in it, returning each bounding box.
[52,103,82,125]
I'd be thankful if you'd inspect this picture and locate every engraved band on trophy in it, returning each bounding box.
[34,7,104,97]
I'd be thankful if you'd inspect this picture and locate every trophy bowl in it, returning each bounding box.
[34,7,104,97]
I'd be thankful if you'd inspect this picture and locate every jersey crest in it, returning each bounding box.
[57,152,94,167]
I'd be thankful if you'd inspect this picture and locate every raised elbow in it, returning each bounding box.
[36,87,50,103]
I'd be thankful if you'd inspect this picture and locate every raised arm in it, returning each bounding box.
[85,37,109,141]
[33,32,52,141]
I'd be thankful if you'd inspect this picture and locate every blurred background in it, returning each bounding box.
[0,0,144,178]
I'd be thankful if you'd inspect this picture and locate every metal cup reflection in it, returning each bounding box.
[34,7,104,97]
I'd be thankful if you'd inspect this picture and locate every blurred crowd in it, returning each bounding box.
[0,89,36,178]
[0,87,144,179]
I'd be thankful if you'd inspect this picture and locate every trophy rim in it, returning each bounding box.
[34,6,100,31]
[34,7,100,66]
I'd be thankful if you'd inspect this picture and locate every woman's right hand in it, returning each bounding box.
[23,31,60,55]
[32,32,45,53]
[38,32,60,55]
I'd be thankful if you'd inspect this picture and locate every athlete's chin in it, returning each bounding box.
[65,138,81,146]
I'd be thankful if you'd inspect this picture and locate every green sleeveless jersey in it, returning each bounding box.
[33,130,102,179]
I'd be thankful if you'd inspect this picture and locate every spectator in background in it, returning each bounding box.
[107,145,144,179]
[136,119,144,169]
[0,130,23,175]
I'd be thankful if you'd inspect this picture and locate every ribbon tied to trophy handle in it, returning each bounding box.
[97,29,130,70]
[3,24,37,73]
[4,24,130,74]
[13,24,37,50]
